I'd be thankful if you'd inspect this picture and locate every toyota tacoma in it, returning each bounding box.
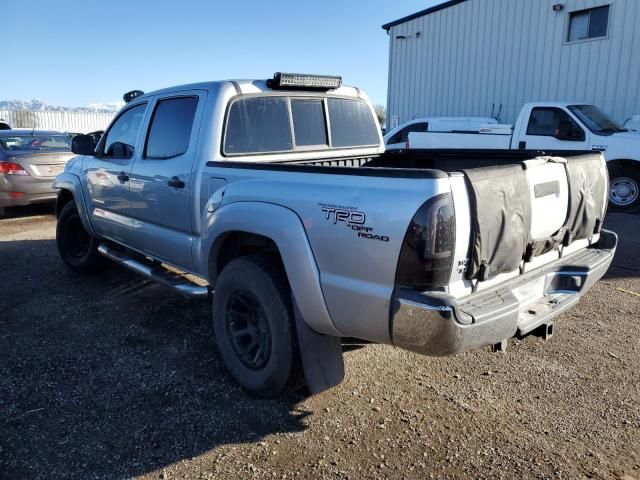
[54,73,617,397]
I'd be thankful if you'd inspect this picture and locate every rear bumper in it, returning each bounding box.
[0,175,56,207]
[391,229,617,356]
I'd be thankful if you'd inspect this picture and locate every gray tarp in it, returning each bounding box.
[463,153,605,282]
[564,154,607,243]
[463,164,531,281]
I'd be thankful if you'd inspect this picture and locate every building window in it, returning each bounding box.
[567,5,610,42]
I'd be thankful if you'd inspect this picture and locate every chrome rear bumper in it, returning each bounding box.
[391,230,617,356]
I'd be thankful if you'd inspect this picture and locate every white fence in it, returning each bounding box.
[0,110,116,133]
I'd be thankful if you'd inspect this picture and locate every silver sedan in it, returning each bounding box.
[0,130,75,216]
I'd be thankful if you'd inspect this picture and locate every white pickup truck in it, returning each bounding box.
[625,115,640,133]
[389,103,640,212]
[384,117,498,150]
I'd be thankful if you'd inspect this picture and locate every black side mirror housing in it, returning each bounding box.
[71,134,96,155]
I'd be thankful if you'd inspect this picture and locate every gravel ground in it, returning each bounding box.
[1,206,639,480]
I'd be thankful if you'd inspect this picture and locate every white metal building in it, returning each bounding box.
[383,0,640,128]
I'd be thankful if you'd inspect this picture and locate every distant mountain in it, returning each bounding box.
[0,99,123,113]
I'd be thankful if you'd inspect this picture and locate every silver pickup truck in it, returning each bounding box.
[54,73,617,397]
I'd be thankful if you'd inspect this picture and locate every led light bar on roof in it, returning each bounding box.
[268,72,342,91]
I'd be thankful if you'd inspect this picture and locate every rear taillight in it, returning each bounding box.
[395,193,455,290]
[0,161,30,176]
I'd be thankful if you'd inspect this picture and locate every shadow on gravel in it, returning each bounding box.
[603,213,640,280]
[604,265,640,280]
[0,202,55,220]
[3,211,637,478]
[0,239,312,479]
[341,337,371,353]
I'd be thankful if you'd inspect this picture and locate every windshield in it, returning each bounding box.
[568,105,626,134]
[0,134,71,151]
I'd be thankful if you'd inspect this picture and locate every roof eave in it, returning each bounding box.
[382,0,468,30]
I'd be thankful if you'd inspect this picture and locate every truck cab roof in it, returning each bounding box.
[139,79,363,101]
[521,101,591,109]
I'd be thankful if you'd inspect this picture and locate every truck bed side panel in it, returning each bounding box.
[199,163,452,343]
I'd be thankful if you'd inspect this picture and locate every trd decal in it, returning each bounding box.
[320,206,366,226]
[318,203,389,242]
[357,232,390,242]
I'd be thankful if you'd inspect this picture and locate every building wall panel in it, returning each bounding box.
[387,0,640,126]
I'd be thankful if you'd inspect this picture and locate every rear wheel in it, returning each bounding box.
[212,255,303,398]
[56,201,104,273]
[608,166,640,213]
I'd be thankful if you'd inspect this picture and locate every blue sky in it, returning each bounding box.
[4,0,441,107]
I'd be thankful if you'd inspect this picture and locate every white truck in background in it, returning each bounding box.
[387,103,640,212]
[384,117,498,150]
[624,115,640,133]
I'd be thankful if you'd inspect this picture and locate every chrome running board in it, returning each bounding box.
[98,243,210,299]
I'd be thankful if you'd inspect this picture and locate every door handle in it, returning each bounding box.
[117,171,129,183]
[167,176,185,189]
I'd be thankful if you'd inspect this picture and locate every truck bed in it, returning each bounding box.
[213,148,595,173]
[207,147,607,292]
[305,148,595,171]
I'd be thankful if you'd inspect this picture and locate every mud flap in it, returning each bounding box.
[293,300,344,395]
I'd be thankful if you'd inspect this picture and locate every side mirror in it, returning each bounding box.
[71,134,95,155]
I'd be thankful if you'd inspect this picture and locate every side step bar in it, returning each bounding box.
[98,243,211,299]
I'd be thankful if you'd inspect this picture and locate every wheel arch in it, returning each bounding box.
[606,158,640,170]
[55,189,74,218]
[209,231,282,286]
[52,172,97,236]
[201,201,341,337]
[606,159,640,211]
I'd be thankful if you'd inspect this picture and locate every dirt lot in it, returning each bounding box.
[1,205,639,480]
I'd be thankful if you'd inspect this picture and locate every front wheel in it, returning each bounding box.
[56,201,104,273]
[608,166,640,213]
[212,255,304,398]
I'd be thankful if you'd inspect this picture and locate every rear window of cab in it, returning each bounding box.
[223,96,379,155]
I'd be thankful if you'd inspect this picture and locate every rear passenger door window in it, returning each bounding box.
[145,97,198,159]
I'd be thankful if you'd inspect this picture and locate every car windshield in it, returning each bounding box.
[0,134,71,151]
[568,105,626,134]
